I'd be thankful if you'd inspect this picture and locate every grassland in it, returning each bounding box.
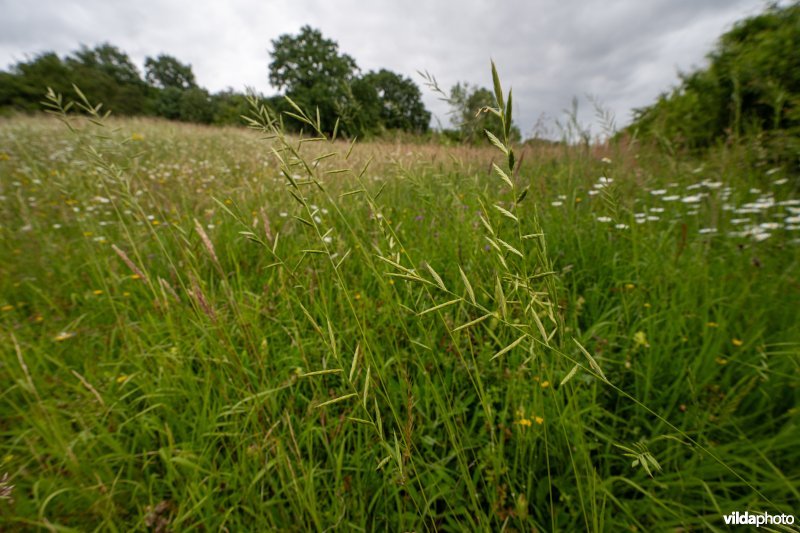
[0,109,798,530]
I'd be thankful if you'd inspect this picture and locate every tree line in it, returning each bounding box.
[0,25,517,142]
[627,2,800,160]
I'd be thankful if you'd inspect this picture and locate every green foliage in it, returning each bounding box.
[361,69,431,133]
[0,31,432,135]
[268,26,431,137]
[144,54,198,90]
[269,25,359,134]
[629,3,800,157]
[152,86,182,120]
[1,85,797,530]
[0,52,73,112]
[211,89,252,126]
[178,88,214,123]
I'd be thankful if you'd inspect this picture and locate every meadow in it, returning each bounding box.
[0,90,798,531]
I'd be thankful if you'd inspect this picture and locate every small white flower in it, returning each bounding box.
[596,216,612,223]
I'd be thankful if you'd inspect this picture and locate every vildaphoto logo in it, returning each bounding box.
[723,511,795,527]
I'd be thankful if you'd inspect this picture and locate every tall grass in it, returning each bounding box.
[0,67,798,531]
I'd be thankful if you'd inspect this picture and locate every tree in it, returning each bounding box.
[212,89,251,125]
[269,26,359,134]
[628,3,800,151]
[145,54,198,90]
[361,69,430,133]
[0,52,72,111]
[65,43,148,115]
[178,88,214,123]
[68,43,143,86]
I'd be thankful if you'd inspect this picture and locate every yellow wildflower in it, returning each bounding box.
[633,331,650,348]
[715,357,728,365]
[540,380,550,389]
[116,375,129,384]
[93,290,103,296]
[534,416,544,425]
[625,283,635,290]
[706,322,719,328]
[731,338,743,347]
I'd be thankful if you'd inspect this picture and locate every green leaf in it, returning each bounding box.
[452,313,492,332]
[459,266,476,305]
[497,238,524,258]
[485,130,508,155]
[418,298,461,316]
[316,393,358,408]
[493,163,514,189]
[425,263,447,291]
[300,368,343,378]
[490,334,526,361]
[491,60,504,112]
[505,89,513,140]
[560,364,580,386]
[494,204,519,222]
[573,338,609,383]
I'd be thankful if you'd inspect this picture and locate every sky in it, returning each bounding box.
[0,0,778,137]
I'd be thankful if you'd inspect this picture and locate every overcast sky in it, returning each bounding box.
[0,0,778,136]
